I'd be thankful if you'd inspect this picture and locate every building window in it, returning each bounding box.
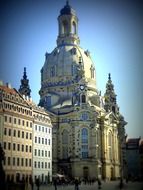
[45,151,47,157]
[42,138,44,144]
[26,145,28,152]
[38,162,40,168]
[22,145,24,152]
[17,144,20,151]
[18,119,21,125]
[62,130,68,159]
[42,127,44,132]
[4,116,7,122]
[48,162,50,169]
[22,131,24,138]
[29,146,32,153]
[72,21,76,34]
[35,149,37,156]
[14,118,16,124]
[45,139,47,145]
[48,151,50,157]
[13,143,16,151]
[30,122,32,128]
[22,120,25,126]
[45,162,47,169]
[18,130,20,138]
[81,128,88,143]
[42,162,44,168]
[13,130,16,137]
[17,158,19,166]
[26,132,28,139]
[34,161,37,168]
[48,139,50,145]
[13,157,15,166]
[108,132,113,160]
[8,157,11,165]
[38,150,40,156]
[81,112,88,121]
[81,128,88,158]
[42,150,44,157]
[26,121,29,127]
[29,133,32,140]
[4,128,7,135]
[9,117,12,123]
[35,137,37,143]
[35,125,37,130]
[81,94,86,103]
[8,129,11,136]
[39,126,41,131]
[8,142,11,150]
[21,158,24,166]
[38,137,41,144]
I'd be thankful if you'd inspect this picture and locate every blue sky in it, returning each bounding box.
[0,0,142,138]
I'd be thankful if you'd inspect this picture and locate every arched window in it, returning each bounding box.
[108,132,113,159]
[62,130,68,144]
[81,94,86,103]
[81,128,88,158]
[62,130,68,159]
[62,21,68,34]
[72,21,76,34]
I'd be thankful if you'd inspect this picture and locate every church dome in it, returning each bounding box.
[42,44,95,84]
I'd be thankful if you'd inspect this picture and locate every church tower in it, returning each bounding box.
[19,67,31,97]
[104,73,119,115]
[39,2,127,180]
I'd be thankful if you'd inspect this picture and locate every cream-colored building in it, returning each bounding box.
[0,83,33,182]
[39,2,127,180]
[32,105,52,183]
[0,73,53,183]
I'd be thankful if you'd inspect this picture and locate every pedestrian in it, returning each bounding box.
[119,178,123,189]
[35,178,40,190]
[97,178,102,189]
[29,176,34,190]
[74,178,79,190]
[53,178,57,190]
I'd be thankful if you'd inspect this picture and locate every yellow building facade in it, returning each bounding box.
[0,81,53,183]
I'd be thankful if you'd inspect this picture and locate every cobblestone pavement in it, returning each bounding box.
[33,181,143,190]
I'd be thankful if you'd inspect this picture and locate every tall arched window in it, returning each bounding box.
[62,130,68,159]
[81,128,88,158]
[72,21,76,34]
[108,132,113,160]
[62,21,68,34]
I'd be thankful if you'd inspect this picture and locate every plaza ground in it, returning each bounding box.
[33,181,143,190]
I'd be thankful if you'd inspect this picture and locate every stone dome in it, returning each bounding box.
[42,44,95,84]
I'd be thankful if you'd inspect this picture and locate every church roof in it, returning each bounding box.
[60,1,76,16]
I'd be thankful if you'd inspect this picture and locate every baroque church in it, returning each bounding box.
[27,2,126,180]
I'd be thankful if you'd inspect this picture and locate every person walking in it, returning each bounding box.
[35,178,40,190]
[53,178,57,190]
[74,178,79,190]
[97,178,102,189]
